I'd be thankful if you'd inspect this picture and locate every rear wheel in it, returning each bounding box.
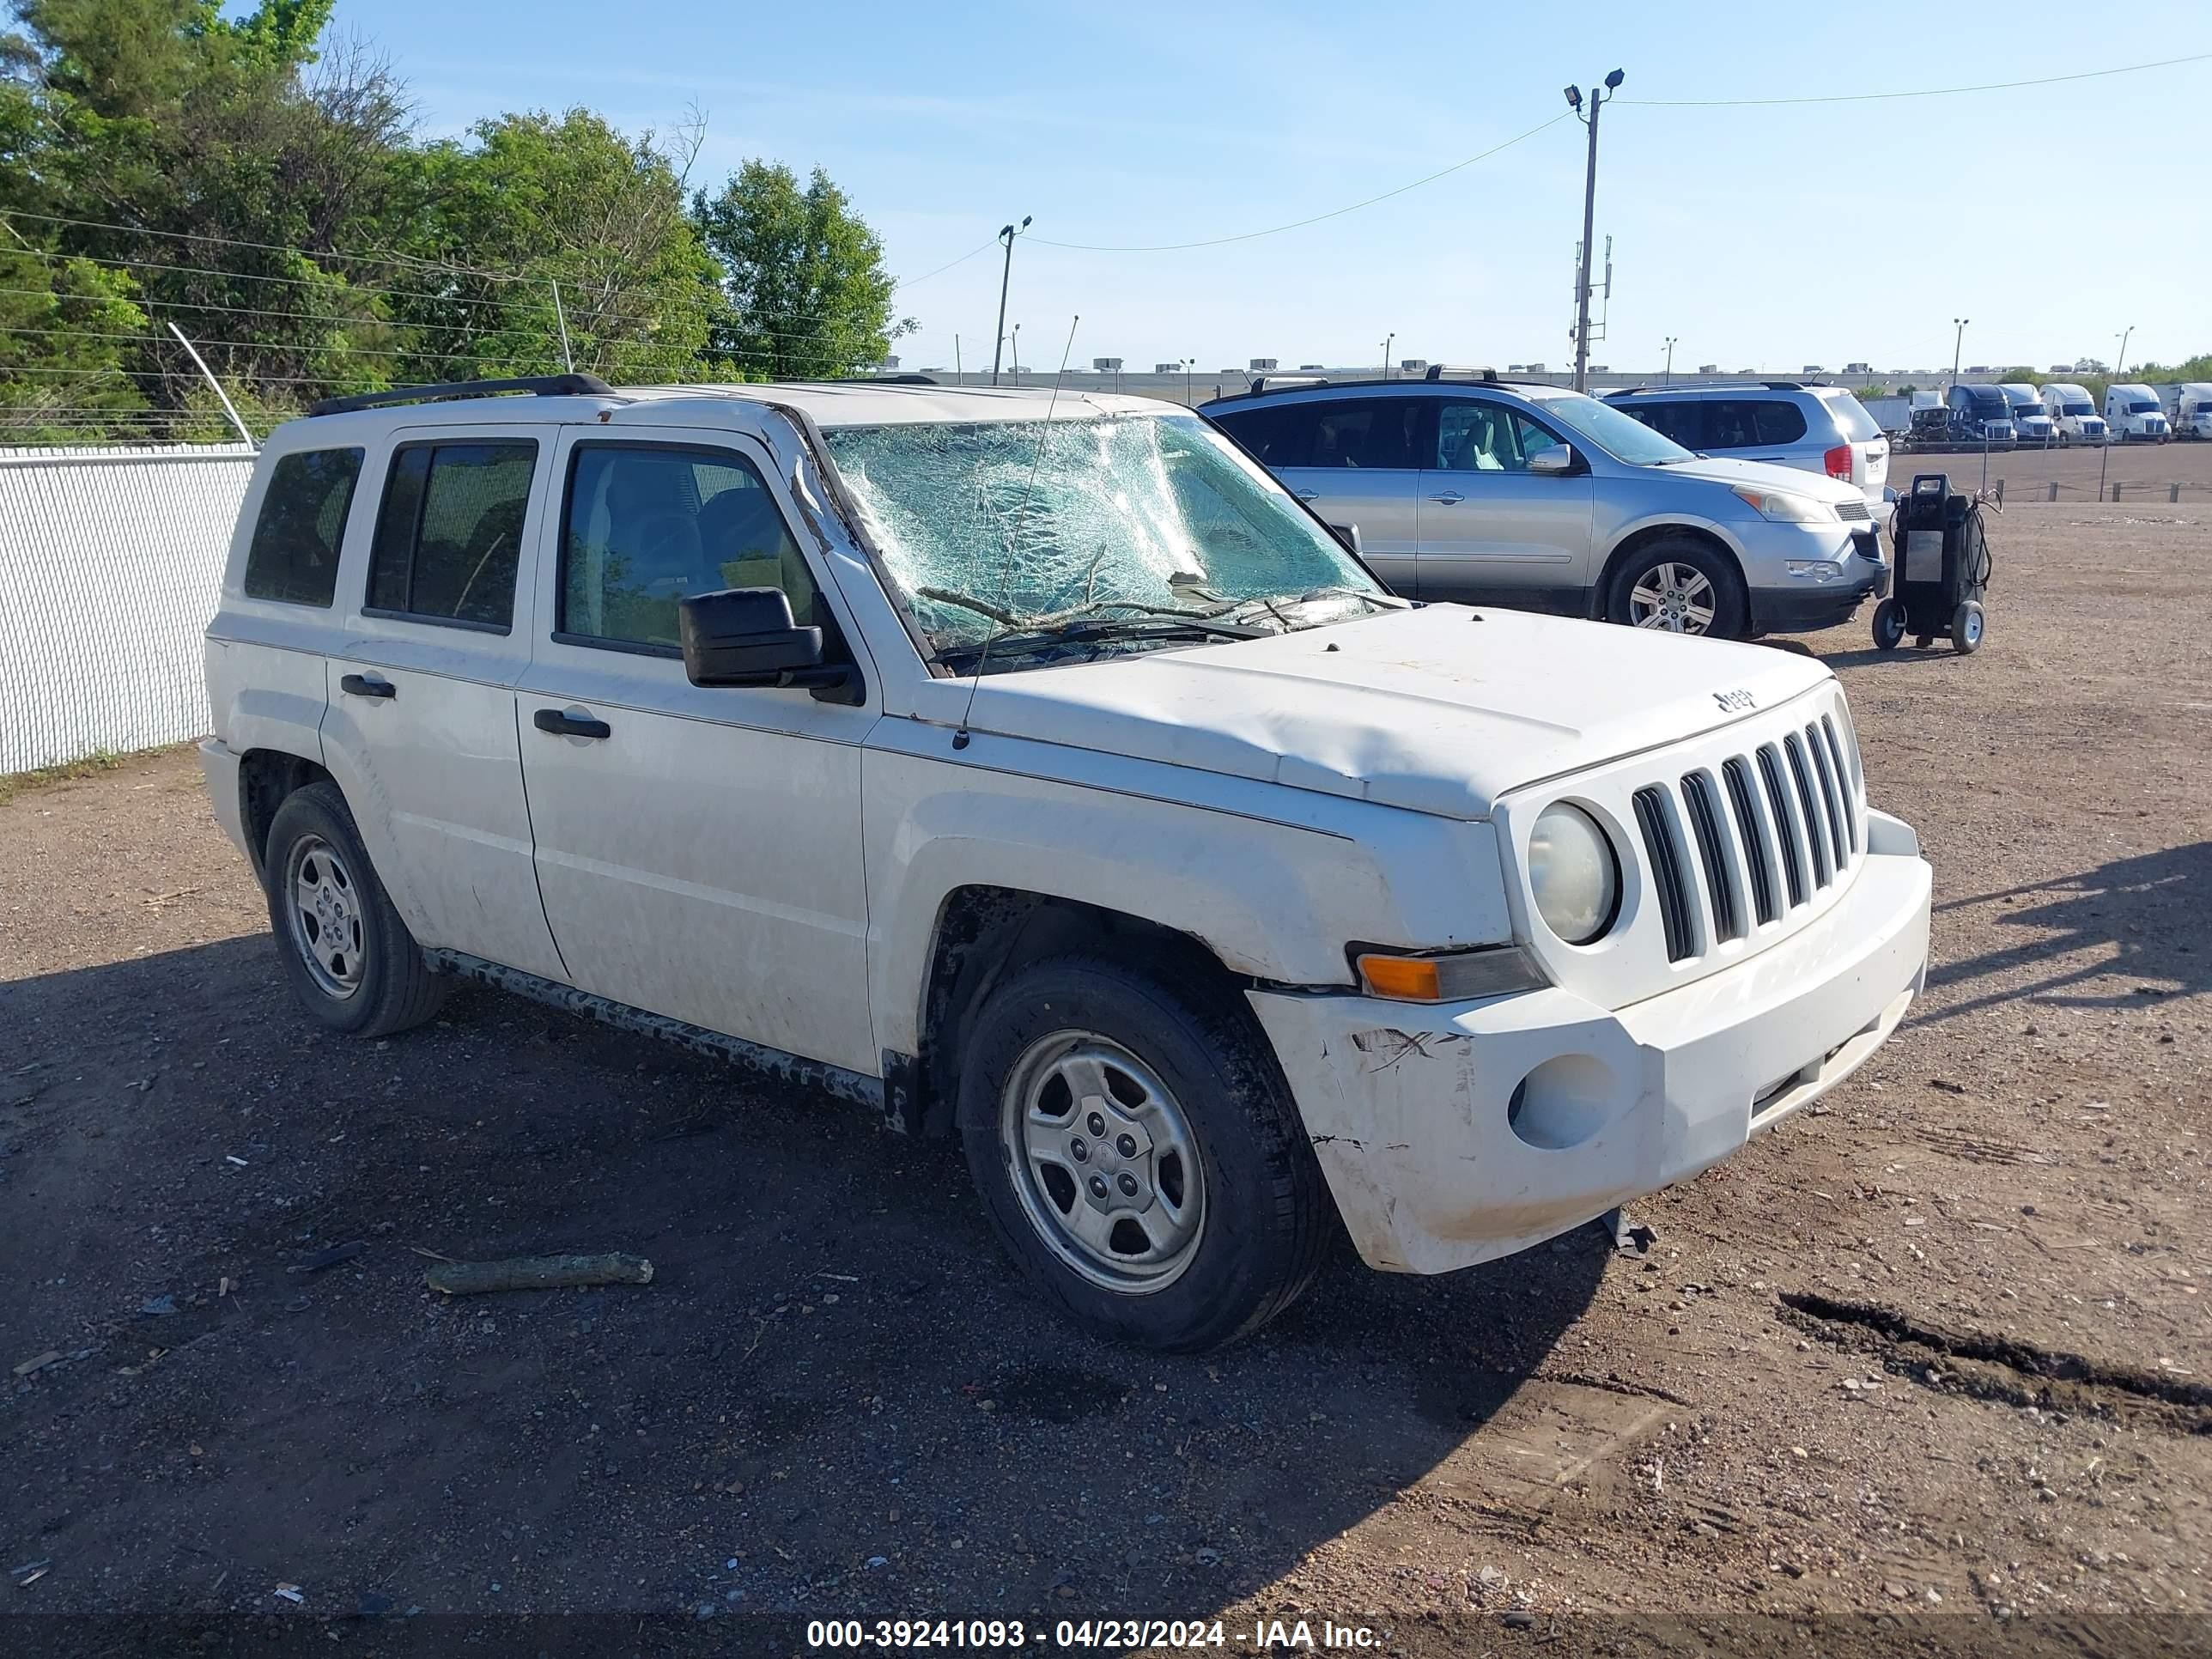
[958,952,1329,1351]
[1871,597,1906,651]
[1605,538,1747,639]
[1950,599,1985,655]
[263,782,447,1037]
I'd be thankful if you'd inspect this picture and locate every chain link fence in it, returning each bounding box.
[1,443,255,775]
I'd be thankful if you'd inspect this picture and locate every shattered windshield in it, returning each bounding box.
[822,411,1387,664]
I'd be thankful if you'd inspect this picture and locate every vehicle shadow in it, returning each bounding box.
[1814,644,1967,672]
[2,937,1617,1627]
[1917,842,2209,1023]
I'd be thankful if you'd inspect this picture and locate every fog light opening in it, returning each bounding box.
[1506,1054,1624,1152]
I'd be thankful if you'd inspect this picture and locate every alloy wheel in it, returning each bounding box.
[1627,562,1717,633]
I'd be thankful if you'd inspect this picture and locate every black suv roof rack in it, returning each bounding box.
[1608,379,1808,397]
[1249,373,1329,394]
[308,374,615,417]
[1424,364,1498,382]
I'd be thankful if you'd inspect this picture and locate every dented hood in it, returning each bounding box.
[961,605,1833,819]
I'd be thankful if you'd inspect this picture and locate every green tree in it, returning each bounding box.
[1,0,412,410]
[382,109,723,386]
[694,161,910,380]
[0,243,151,440]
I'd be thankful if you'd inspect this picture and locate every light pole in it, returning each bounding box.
[2115,325,2134,378]
[1949,318,1969,392]
[1662,336,1678,386]
[1565,69,1624,393]
[1010,323,1023,386]
[1183,356,1194,407]
[990,216,1030,386]
[1382,332,1394,380]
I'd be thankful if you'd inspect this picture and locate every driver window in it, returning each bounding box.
[558,443,817,650]
[1437,401,1527,473]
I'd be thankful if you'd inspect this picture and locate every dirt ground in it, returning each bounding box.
[4,468,2209,1656]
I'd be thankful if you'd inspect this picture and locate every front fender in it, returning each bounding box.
[861,724,1513,1058]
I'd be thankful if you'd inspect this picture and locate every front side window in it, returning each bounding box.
[1434,401,1561,472]
[823,412,1384,663]
[559,444,815,650]
[367,441,538,630]
[242,447,363,606]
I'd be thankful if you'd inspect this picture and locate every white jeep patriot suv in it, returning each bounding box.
[202,373,1931,1351]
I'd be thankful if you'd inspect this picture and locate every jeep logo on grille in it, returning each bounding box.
[1713,689,1756,713]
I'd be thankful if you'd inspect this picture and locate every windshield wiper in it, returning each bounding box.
[936,612,1271,668]
[1221,585,1403,626]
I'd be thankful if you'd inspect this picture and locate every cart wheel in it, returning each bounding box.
[1871,597,1906,651]
[1950,600,1985,655]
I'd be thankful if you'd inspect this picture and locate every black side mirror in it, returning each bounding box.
[678,587,852,693]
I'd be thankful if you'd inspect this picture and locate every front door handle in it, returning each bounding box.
[339,673,395,700]
[1294,489,1321,501]
[533,708,611,740]
[1427,490,1466,504]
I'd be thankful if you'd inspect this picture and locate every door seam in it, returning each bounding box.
[511,696,574,983]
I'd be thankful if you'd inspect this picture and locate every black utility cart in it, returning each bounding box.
[1872,472,1990,654]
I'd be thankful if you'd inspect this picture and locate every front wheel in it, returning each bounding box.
[1604,538,1747,639]
[957,952,1330,1351]
[1951,599,1985,654]
[1871,596,1906,651]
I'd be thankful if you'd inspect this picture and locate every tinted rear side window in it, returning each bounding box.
[1257,398,1421,470]
[1704,400,1807,448]
[366,442,538,630]
[1617,400,1707,449]
[242,448,363,606]
[1820,392,1882,441]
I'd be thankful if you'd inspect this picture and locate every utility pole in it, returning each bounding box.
[1565,70,1623,393]
[1949,318,1969,392]
[991,216,1030,386]
[1662,336,1678,386]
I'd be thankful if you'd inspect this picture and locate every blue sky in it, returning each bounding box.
[353,0,2210,375]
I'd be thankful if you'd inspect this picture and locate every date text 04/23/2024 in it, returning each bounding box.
[805,1618,1381,1650]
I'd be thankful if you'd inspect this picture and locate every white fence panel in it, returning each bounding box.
[1,444,255,774]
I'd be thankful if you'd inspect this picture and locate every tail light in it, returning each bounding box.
[1822,443,1854,479]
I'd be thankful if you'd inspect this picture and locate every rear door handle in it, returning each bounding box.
[533,708,611,741]
[339,673,395,700]
[1427,490,1466,504]
[1295,489,1321,501]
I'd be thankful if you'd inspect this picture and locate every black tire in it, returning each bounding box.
[1871,596,1906,651]
[957,951,1330,1352]
[1602,536,1749,639]
[1950,599,1985,655]
[262,781,447,1038]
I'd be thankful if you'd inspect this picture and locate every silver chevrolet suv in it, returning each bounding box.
[1203,369,1886,639]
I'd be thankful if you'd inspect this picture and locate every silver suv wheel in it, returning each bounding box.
[999,1030,1206,1293]
[283,833,366,999]
[1627,562,1717,632]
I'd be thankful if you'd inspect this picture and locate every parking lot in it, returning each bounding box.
[4,454,2209,1652]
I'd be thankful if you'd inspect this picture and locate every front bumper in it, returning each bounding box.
[1249,814,1931,1275]
[1743,521,1887,633]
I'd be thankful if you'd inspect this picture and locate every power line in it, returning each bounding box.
[1028,112,1569,252]
[1623,48,2212,106]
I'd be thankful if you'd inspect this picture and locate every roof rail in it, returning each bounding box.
[308,374,615,417]
[832,373,937,386]
[1249,374,1328,394]
[1424,364,1498,383]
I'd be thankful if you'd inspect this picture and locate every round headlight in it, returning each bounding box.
[1528,803,1620,945]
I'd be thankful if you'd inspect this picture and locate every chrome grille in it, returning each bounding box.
[1632,704,1863,967]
